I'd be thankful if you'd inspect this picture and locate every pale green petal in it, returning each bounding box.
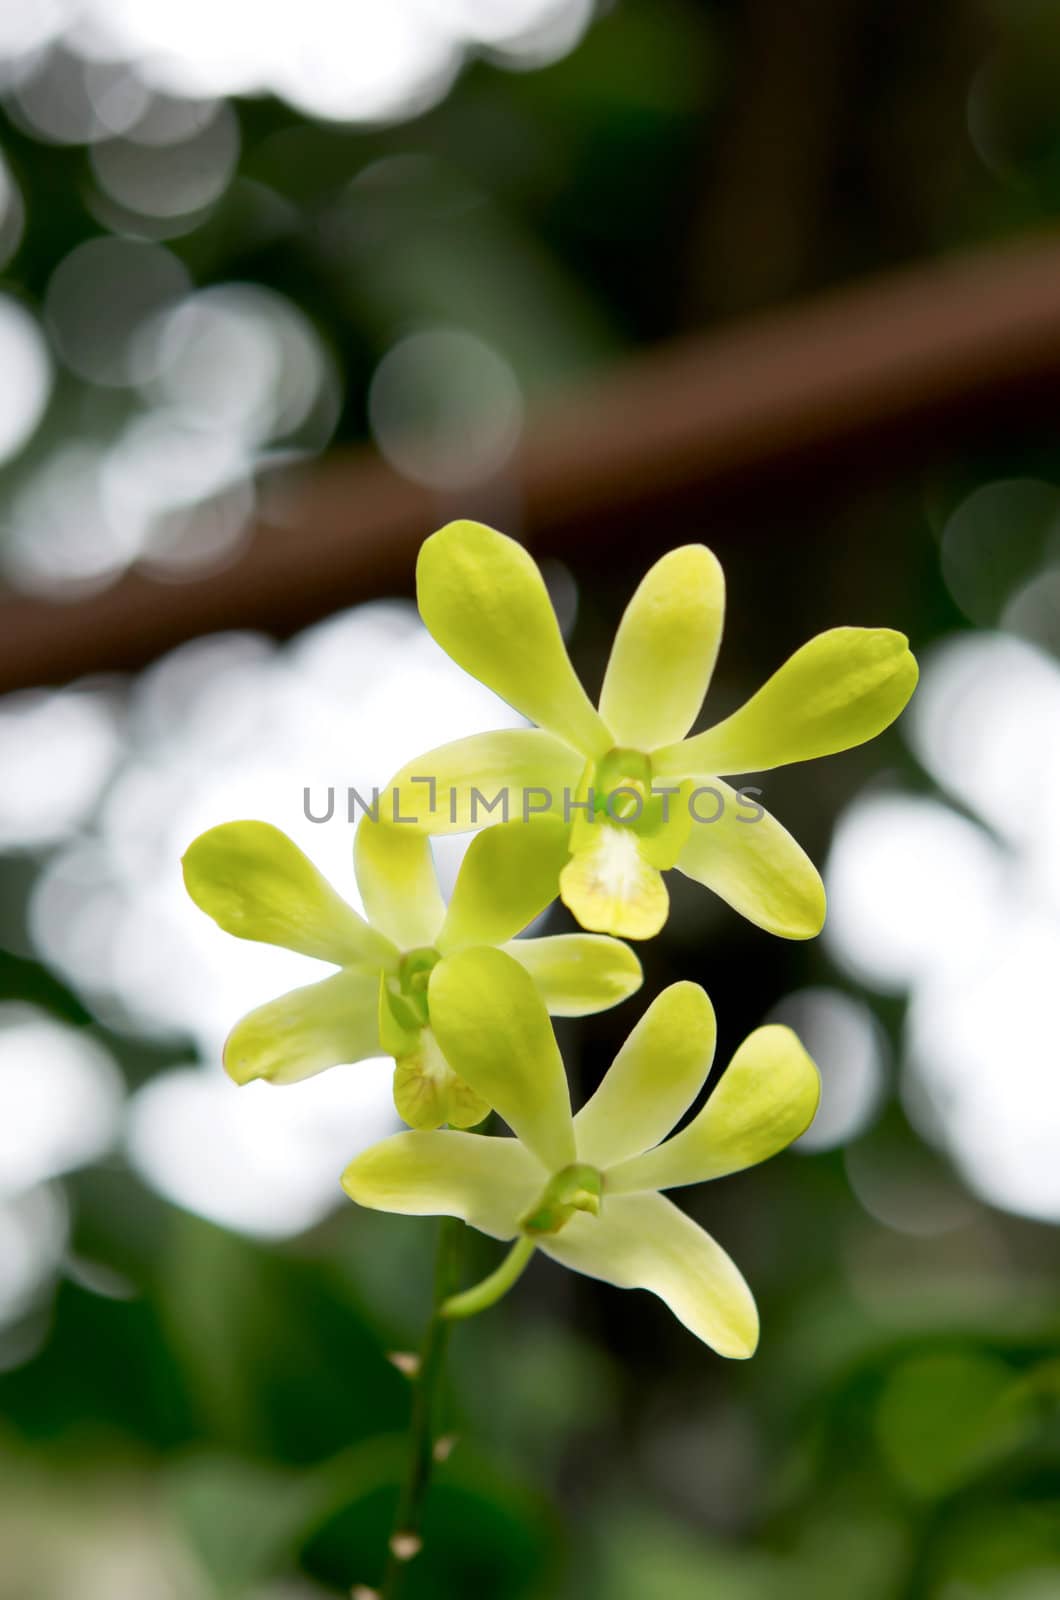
[354,819,444,950]
[417,521,610,757]
[428,947,575,1170]
[385,729,584,835]
[676,780,825,939]
[565,758,597,856]
[560,823,669,940]
[654,628,919,777]
[574,982,716,1169]
[183,821,395,969]
[599,546,725,748]
[223,970,381,1086]
[608,1024,820,1194]
[392,1030,490,1131]
[343,1130,542,1241]
[542,1192,758,1358]
[503,933,642,1016]
[438,819,570,952]
[635,777,696,870]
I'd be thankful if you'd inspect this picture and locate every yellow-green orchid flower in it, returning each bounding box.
[182,816,642,1130]
[343,947,820,1357]
[384,520,919,940]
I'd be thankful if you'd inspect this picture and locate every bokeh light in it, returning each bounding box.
[9,47,150,145]
[9,268,338,596]
[432,0,594,65]
[144,284,336,449]
[0,297,51,465]
[0,1186,68,1333]
[907,631,1060,857]
[89,98,240,220]
[4,443,146,595]
[0,149,26,269]
[824,792,1001,991]
[0,687,121,849]
[940,479,1060,628]
[45,237,190,388]
[1001,565,1060,656]
[369,327,524,489]
[0,1005,124,1193]
[768,986,887,1152]
[826,632,1060,1223]
[0,0,593,128]
[126,1060,397,1239]
[844,1122,976,1238]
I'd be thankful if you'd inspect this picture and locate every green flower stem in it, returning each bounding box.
[381,1215,464,1599]
[441,1235,535,1321]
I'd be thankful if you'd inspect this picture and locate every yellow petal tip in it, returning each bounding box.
[221,1034,267,1087]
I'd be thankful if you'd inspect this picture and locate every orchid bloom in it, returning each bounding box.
[182,816,641,1130]
[384,521,918,940]
[343,947,819,1356]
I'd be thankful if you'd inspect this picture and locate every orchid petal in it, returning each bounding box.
[655,628,918,777]
[343,1130,541,1241]
[676,781,825,939]
[354,820,444,950]
[428,947,575,1170]
[438,819,569,952]
[503,933,642,1016]
[223,969,380,1086]
[608,1024,820,1194]
[542,1191,758,1358]
[574,982,716,1169]
[417,521,610,757]
[600,545,725,747]
[183,821,394,969]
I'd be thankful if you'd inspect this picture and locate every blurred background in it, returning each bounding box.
[1,1,1060,1596]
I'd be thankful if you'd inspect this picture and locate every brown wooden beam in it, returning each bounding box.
[5,229,1060,691]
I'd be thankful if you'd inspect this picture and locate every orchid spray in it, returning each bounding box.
[184,521,917,1594]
